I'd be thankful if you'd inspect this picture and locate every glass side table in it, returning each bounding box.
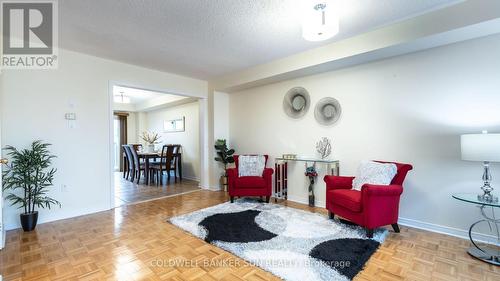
[452,193,500,265]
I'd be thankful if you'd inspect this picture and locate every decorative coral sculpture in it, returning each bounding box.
[316,137,332,159]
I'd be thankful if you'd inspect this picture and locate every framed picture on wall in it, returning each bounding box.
[164,117,185,132]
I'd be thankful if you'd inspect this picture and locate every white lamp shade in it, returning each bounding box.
[461,133,500,162]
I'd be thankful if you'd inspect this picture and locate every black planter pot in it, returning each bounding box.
[20,211,38,232]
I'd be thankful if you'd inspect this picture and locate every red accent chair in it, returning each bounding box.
[324,161,413,238]
[227,155,274,203]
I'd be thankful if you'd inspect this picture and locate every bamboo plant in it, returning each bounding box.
[2,141,61,215]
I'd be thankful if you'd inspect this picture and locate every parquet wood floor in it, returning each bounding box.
[114,172,200,207]
[1,190,499,281]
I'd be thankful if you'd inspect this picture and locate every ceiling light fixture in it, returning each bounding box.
[302,1,339,42]
[114,91,131,104]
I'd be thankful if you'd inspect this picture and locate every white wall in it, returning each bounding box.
[146,101,200,181]
[229,34,500,239]
[212,92,231,184]
[0,48,207,230]
[127,112,138,144]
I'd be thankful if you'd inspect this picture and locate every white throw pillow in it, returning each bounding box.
[238,155,266,177]
[352,161,398,191]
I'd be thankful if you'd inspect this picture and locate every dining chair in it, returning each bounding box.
[172,144,182,181]
[150,145,176,184]
[122,145,134,181]
[131,143,143,152]
[127,144,146,184]
[122,145,127,178]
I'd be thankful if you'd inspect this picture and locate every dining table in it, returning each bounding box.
[136,151,183,185]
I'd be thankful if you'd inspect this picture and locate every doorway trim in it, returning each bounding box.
[107,80,209,209]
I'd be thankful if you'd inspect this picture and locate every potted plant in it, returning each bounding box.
[2,140,61,231]
[214,139,235,191]
[140,131,161,152]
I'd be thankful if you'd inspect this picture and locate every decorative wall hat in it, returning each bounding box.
[283,87,310,119]
[314,97,342,125]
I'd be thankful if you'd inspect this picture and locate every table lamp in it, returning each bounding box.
[461,132,500,202]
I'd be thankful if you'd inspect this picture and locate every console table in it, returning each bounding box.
[452,193,500,265]
[274,157,340,202]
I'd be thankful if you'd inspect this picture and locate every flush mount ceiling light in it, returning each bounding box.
[302,1,339,42]
[113,91,131,104]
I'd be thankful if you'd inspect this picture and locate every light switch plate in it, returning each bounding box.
[64,113,76,120]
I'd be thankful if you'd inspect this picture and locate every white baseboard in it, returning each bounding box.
[286,195,326,209]
[284,195,499,246]
[5,206,109,231]
[181,175,199,182]
[208,186,222,191]
[398,217,499,246]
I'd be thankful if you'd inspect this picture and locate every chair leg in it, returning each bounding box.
[328,211,335,220]
[392,223,400,233]
[136,170,141,184]
[366,228,374,238]
[230,196,234,203]
[265,196,270,203]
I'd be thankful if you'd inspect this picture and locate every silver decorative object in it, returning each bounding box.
[283,87,310,119]
[316,137,332,159]
[314,97,342,125]
[479,162,497,202]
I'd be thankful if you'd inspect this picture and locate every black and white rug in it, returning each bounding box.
[169,200,388,281]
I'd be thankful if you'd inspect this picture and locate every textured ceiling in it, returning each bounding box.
[60,0,459,79]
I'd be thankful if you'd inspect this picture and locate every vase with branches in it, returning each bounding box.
[2,140,61,231]
[140,131,161,152]
[214,139,235,191]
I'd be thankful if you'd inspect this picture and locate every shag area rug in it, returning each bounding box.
[169,200,388,281]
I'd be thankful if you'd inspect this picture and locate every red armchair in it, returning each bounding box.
[227,155,274,203]
[324,161,413,238]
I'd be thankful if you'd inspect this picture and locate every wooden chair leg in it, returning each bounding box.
[392,223,400,233]
[265,196,270,203]
[136,170,141,184]
[366,228,374,238]
[328,211,335,220]
[230,196,234,203]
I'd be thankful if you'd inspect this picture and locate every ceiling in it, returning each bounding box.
[113,86,166,105]
[113,85,195,112]
[60,0,460,80]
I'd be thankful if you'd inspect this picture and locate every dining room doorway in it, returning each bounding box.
[111,85,202,207]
